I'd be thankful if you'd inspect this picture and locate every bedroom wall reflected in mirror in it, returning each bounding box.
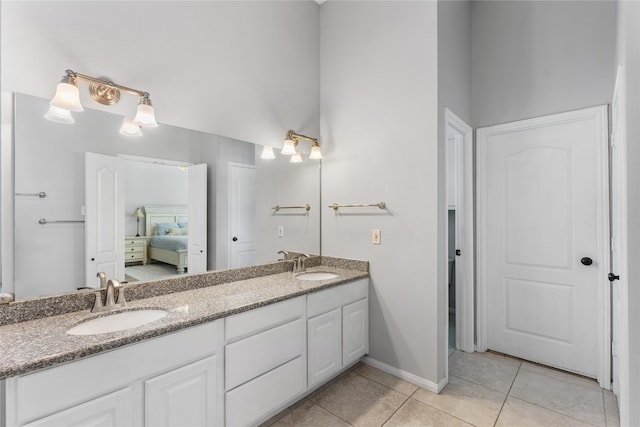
[7,93,321,300]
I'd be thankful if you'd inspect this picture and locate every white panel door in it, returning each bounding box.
[85,153,124,286]
[477,106,609,378]
[342,299,368,366]
[229,163,256,268]
[23,388,133,427]
[308,308,342,387]
[188,163,207,273]
[145,356,219,427]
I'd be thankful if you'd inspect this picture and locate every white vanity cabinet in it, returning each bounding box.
[307,279,369,387]
[224,296,306,427]
[5,321,224,427]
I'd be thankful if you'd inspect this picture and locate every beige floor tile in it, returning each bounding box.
[355,363,419,396]
[412,376,506,427]
[604,391,620,427]
[384,398,473,427]
[496,397,596,427]
[270,399,351,427]
[311,371,408,427]
[520,361,602,391]
[510,369,606,427]
[448,351,520,394]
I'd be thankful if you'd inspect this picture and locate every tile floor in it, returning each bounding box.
[263,351,619,427]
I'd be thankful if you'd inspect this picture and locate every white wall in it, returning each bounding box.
[320,1,441,387]
[471,0,617,127]
[0,1,320,148]
[615,1,640,424]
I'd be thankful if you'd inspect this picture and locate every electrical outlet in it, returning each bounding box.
[372,229,381,245]
[278,225,284,237]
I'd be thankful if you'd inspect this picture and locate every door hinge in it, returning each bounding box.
[612,340,617,357]
[455,249,461,256]
[610,132,616,148]
[611,237,618,253]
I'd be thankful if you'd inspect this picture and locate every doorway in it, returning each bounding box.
[228,163,256,268]
[476,106,610,387]
[444,108,475,366]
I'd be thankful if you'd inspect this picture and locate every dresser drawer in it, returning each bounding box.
[126,246,144,254]
[225,356,305,427]
[125,238,146,247]
[225,296,305,341]
[225,318,304,391]
[126,253,145,262]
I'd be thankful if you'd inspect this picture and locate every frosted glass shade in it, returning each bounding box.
[50,82,84,112]
[309,145,322,160]
[44,105,75,124]
[119,117,143,136]
[290,153,303,163]
[260,145,276,159]
[133,103,158,128]
[281,138,296,155]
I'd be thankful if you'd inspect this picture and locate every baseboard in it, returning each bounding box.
[361,356,448,393]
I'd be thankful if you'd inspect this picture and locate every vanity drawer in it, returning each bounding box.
[307,279,368,318]
[225,318,305,390]
[225,356,305,427]
[225,296,305,341]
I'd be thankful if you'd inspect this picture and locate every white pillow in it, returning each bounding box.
[167,227,188,235]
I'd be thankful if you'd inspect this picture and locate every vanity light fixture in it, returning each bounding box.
[45,69,158,135]
[261,129,322,161]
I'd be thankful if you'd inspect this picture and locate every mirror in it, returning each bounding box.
[4,93,321,300]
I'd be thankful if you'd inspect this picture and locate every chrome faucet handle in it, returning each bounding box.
[116,284,126,305]
[91,290,104,313]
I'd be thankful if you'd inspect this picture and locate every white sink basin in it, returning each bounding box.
[295,271,338,281]
[67,309,168,336]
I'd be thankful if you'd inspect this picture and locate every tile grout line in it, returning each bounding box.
[505,396,604,427]
[379,388,415,426]
[492,360,522,427]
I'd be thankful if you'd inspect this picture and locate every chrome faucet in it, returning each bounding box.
[292,254,311,273]
[92,277,126,313]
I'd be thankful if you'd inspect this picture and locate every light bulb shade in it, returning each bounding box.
[133,102,158,128]
[119,117,143,136]
[290,152,303,163]
[281,138,297,155]
[309,145,323,160]
[260,145,276,159]
[134,208,145,218]
[44,105,75,124]
[50,81,84,112]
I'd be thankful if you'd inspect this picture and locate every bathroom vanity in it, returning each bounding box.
[0,258,369,427]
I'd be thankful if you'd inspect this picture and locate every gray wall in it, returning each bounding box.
[471,0,617,127]
[321,1,441,387]
[0,1,320,148]
[616,1,640,425]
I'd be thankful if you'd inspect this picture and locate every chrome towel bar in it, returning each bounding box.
[329,202,386,211]
[39,218,85,225]
[16,192,47,198]
[272,204,311,212]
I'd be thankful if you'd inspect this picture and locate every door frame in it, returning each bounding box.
[476,106,611,388]
[444,108,475,356]
[610,65,628,412]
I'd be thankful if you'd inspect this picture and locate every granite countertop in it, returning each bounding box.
[0,265,368,380]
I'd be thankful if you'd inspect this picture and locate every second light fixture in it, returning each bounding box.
[261,129,322,162]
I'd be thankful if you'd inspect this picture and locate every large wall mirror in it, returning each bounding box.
[2,93,321,300]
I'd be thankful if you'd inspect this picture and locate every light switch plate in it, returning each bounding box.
[372,229,381,245]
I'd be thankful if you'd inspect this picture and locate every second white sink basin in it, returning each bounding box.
[67,309,168,336]
[295,271,338,281]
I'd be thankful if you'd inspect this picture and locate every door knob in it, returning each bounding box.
[608,273,620,281]
[580,257,593,266]
[232,236,238,242]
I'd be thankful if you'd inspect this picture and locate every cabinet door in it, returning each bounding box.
[23,388,133,427]
[343,299,369,366]
[307,308,342,387]
[145,356,219,427]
